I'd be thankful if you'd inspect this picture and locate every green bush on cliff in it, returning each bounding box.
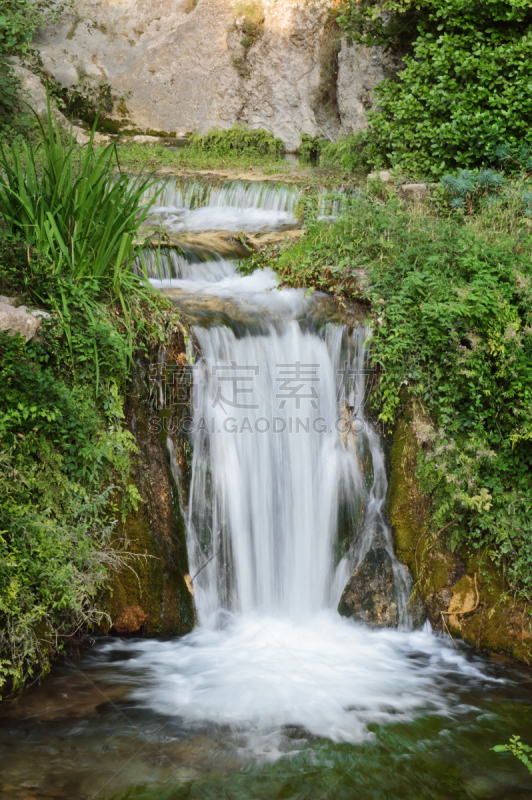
[337,0,532,175]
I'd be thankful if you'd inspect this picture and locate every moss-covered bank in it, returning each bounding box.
[98,329,195,637]
[388,402,532,664]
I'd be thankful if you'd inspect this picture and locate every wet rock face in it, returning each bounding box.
[338,532,399,628]
[33,0,389,150]
[98,332,195,638]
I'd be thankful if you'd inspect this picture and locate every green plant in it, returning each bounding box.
[493,736,532,775]
[0,0,67,133]
[0,104,161,369]
[320,130,379,173]
[299,133,329,162]
[269,190,532,598]
[188,125,284,157]
[337,0,532,175]
[440,169,504,213]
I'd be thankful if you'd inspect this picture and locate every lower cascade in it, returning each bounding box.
[103,206,495,757]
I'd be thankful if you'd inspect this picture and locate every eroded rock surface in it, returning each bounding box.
[338,531,399,628]
[34,0,390,150]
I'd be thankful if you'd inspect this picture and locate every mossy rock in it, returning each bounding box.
[98,344,195,637]
[388,400,532,664]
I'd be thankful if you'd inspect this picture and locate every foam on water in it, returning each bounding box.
[144,179,300,233]
[98,612,495,758]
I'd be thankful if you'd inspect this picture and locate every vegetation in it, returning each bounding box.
[257,173,532,600]
[188,125,284,158]
[494,736,532,776]
[337,0,532,175]
[0,0,66,134]
[0,109,160,370]
[0,117,171,696]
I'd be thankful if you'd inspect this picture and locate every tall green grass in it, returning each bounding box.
[0,107,161,370]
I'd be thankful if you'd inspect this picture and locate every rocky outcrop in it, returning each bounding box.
[98,329,195,636]
[33,0,390,150]
[338,531,399,627]
[388,401,532,664]
[0,296,49,342]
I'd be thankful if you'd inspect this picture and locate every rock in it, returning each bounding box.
[338,531,399,627]
[0,301,45,342]
[400,183,430,201]
[130,134,161,144]
[113,604,149,633]
[34,0,391,151]
[72,125,111,145]
[11,62,68,126]
[368,170,392,182]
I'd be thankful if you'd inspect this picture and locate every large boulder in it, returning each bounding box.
[338,530,399,627]
[0,297,49,342]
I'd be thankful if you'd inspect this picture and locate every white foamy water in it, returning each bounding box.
[111,182,495,756]
[100,613,491,758]
[144,179,299,233]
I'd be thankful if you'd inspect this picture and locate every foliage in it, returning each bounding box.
[337,0,532,175]
[493,736,532,775]
[234,0,264,49]
[0,306,136,694]
[440,169,504,213]
[188,125,284,158]
[0,0,67,133]
[111,141,292,174]
[0,107,161,370]
[319,130,380,173]
[299,133,328,162]
[269,189,532,598]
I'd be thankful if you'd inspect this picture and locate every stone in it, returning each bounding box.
[338,531,399,627]
[0,301,43,342]
[33,0,392,151]
[368,170,392,182]
[130,134,161,144]
[11,62,68,126]
[113,604,149,633]
[400,183,430,201]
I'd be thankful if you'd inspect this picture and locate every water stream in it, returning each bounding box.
[1,179,532,800]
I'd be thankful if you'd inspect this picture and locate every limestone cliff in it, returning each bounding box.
[34,0,389,150]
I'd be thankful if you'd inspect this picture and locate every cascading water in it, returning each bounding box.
[143,178,300,232]
[102,181,497,755]
[187,322,411,627]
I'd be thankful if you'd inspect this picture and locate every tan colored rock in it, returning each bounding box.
[0,301,43,342]
[400,183,430,201]
[368,170,392,182]
[34,0,389,150]
[12,62,68,125]
[113,604,149,633]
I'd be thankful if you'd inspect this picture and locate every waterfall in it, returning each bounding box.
[101,180,489,756]
[187,321,411,626]
[143,178,300,232]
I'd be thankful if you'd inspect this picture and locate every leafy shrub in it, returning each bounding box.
[299,133,329,162]
[440,169,504,213]
[319,130,380,173]
[188,125,284,157]
[0,308,137,695]
[337,0,532,175]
